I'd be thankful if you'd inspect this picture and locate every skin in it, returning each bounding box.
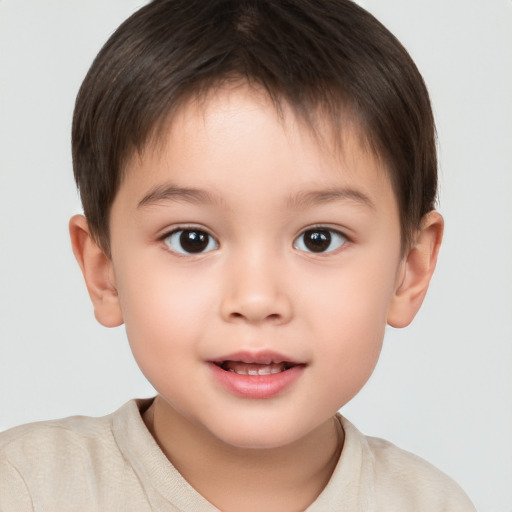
[70,83,443,511]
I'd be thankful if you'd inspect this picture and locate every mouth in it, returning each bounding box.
[216,360,298,376]
[209,354,305,399]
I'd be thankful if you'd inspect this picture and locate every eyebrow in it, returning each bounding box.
[137,183,218,208]
[286,188,375,210]
[137,183,375,210]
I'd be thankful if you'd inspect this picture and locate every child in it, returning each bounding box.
[0,0,477,510]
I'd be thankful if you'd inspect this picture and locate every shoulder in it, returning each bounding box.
[0,406,116,464]
[0,399,152,512]
[0,411,109,511]
[339,416,477,511]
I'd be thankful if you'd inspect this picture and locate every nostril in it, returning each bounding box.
[229,311,282,322]
[221,294,293,325]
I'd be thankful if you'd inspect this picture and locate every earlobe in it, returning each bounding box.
[69,215,124,328]
[387,211,444,328]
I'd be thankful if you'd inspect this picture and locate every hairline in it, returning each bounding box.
[101,78,412,257]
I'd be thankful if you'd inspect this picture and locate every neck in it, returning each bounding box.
[143,396,343,512]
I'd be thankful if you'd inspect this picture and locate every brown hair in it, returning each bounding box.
[72,0,437,254]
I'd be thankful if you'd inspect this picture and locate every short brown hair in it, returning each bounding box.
[72,0,437,254]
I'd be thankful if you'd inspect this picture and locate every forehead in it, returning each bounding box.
[119,83,395,213]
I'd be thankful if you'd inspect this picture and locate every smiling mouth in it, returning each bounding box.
[217,361,297,376]
[210,355,305,398]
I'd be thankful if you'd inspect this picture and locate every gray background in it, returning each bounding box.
[1,1,510,510]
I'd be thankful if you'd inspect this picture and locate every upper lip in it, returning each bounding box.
[209,350,303,366]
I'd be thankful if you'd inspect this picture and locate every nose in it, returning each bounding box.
[219,250,293,325]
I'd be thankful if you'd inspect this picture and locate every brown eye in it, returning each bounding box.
[165,229,218,254]
[294,228,346,253]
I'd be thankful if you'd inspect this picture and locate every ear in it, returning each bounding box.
[387,211,444,328]
[69,214,124,328]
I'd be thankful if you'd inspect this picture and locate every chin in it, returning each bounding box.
[217,431,297,450]
[203,413,314,451]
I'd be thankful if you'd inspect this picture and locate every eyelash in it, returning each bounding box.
[161,227,218,255]
[160,226,349,256]
[293,227,348,254]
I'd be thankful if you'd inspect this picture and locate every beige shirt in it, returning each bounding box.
[0,399,476,511]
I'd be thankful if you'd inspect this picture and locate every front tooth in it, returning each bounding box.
[227,363,290,376]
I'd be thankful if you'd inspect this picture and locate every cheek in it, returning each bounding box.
[118,268,219,404]
[312,298,385,411]
[309,255,397,334]
[114,256,218,366]
[306,256,398,397]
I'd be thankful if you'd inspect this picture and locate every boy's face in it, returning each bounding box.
[104,85,406,449]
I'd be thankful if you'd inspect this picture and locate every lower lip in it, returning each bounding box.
[208,363,305,399]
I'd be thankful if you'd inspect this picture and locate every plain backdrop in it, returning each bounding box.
[0,1,510,511]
